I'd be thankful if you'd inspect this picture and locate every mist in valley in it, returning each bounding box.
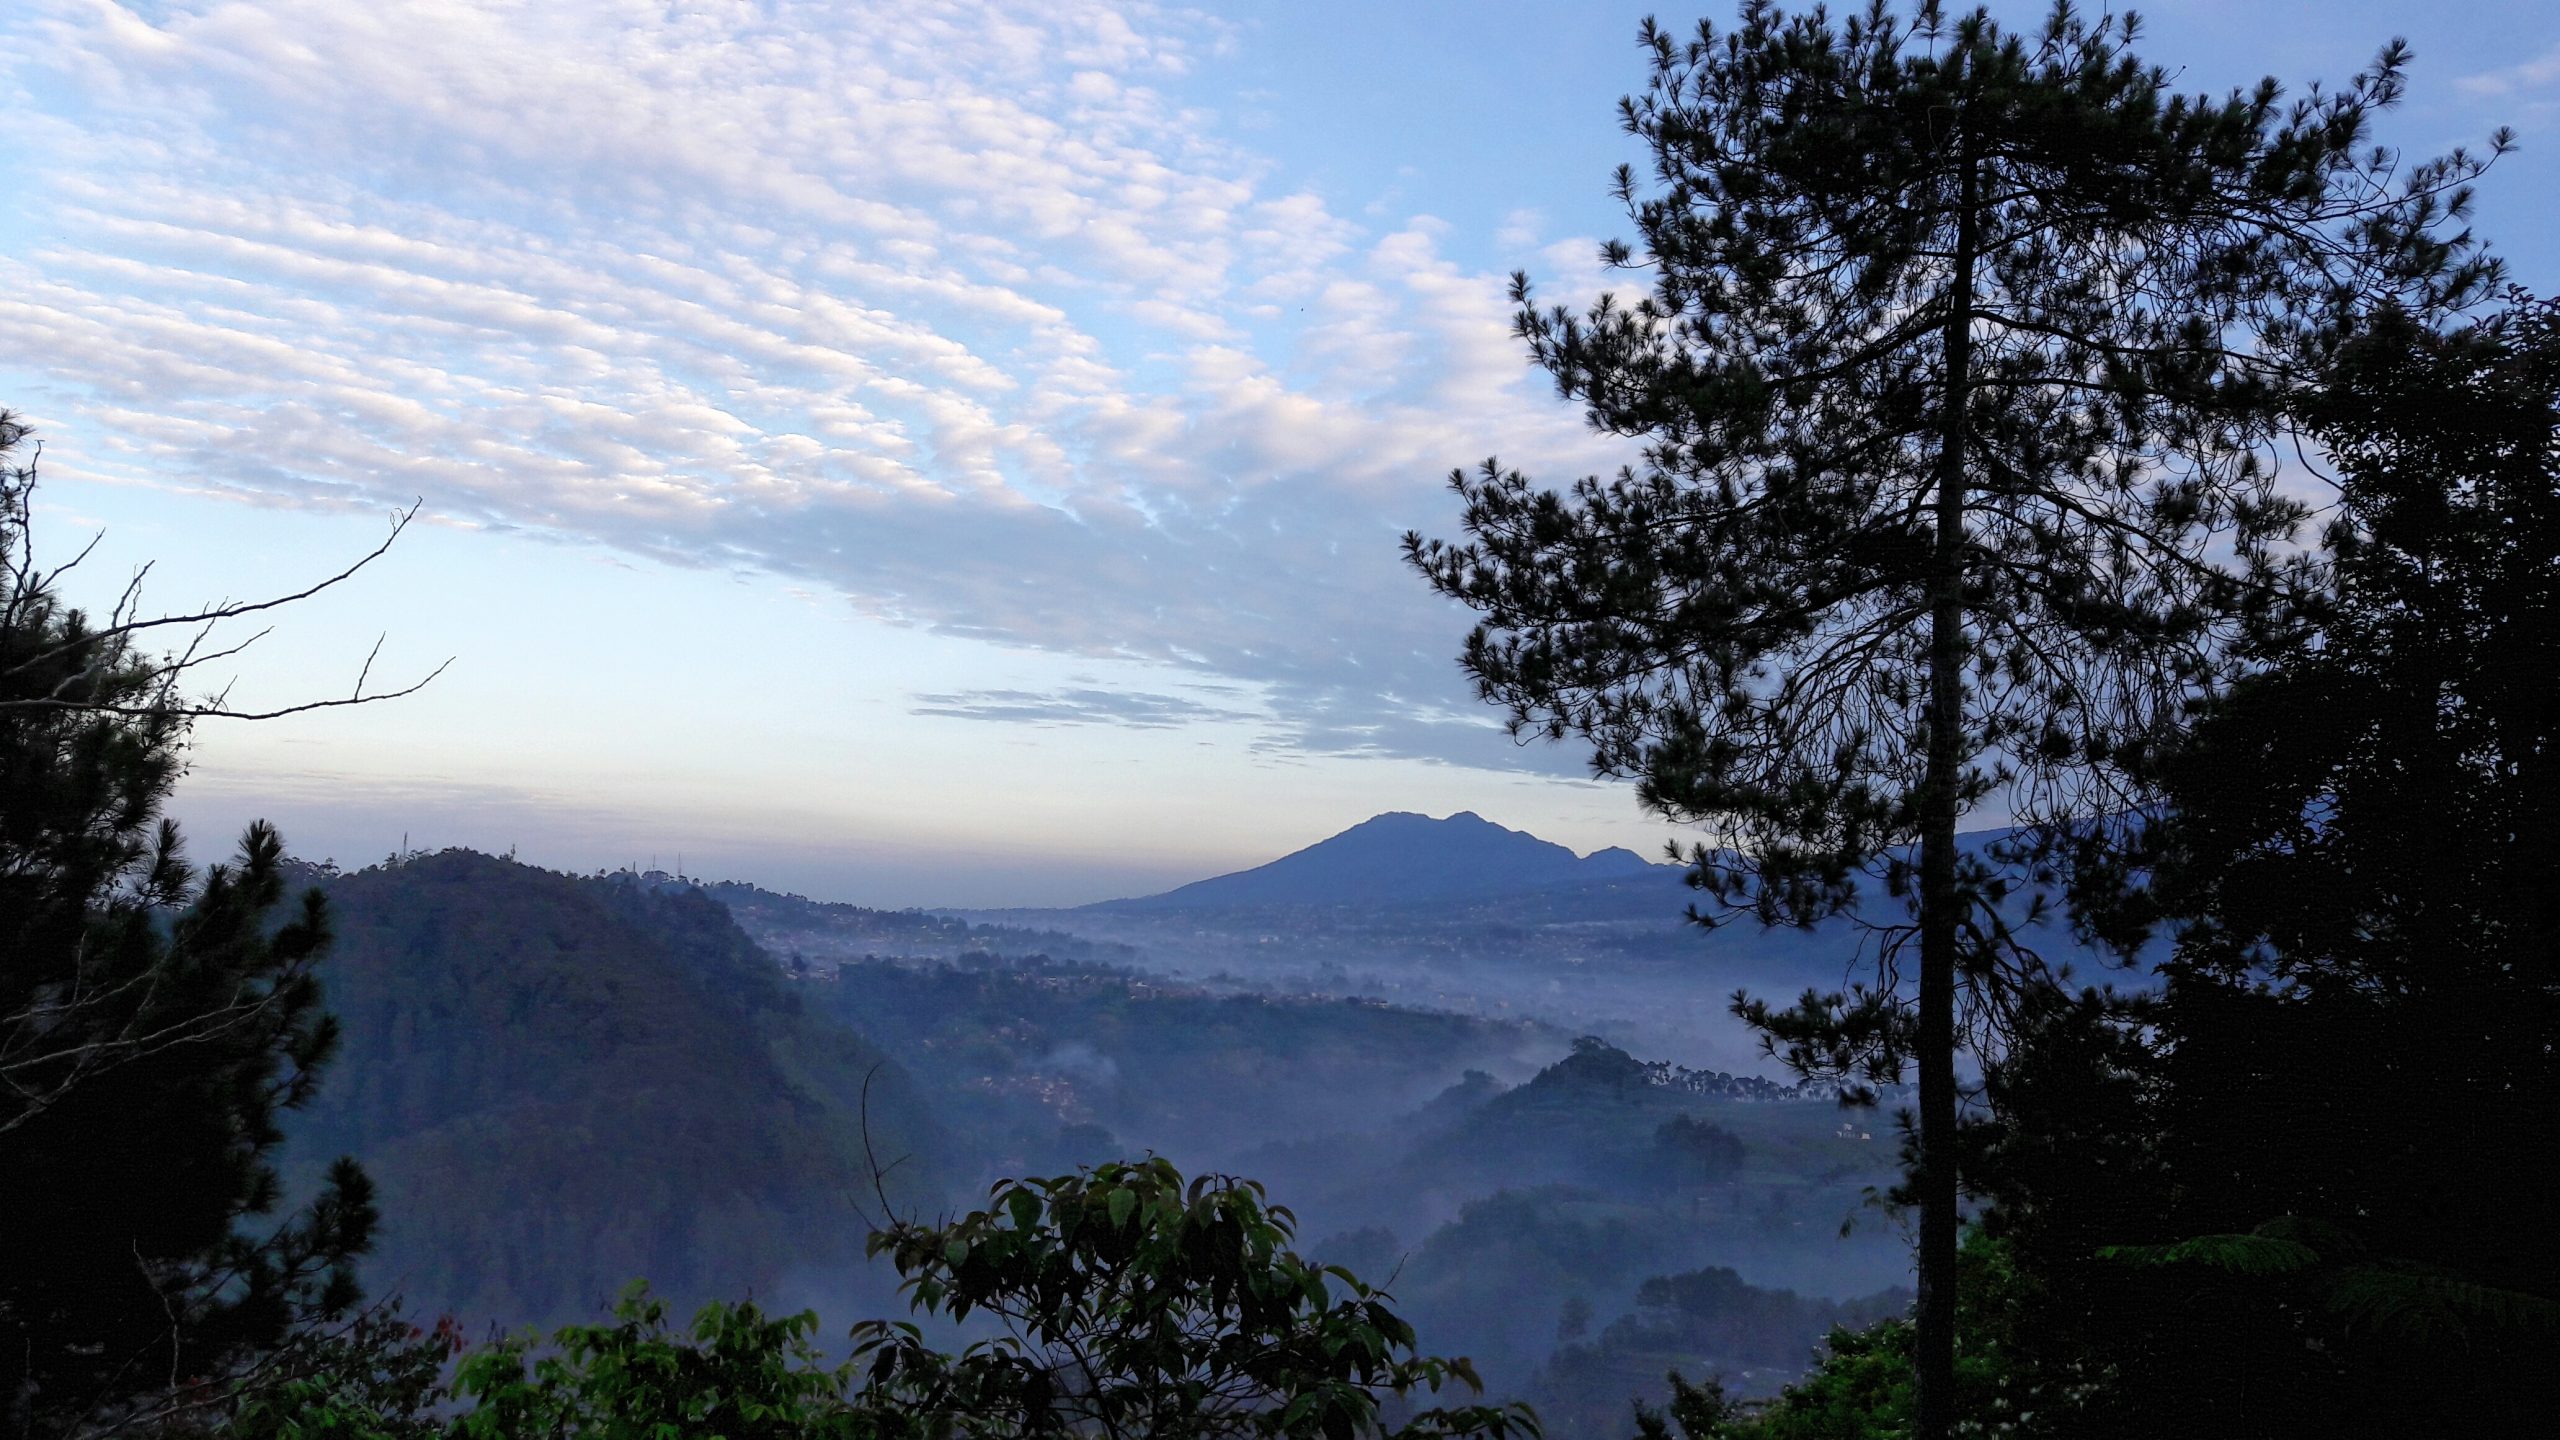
[684,812,1950,1417]
[12,1,2549,1434]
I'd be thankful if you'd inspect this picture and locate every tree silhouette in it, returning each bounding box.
[1957,294,2560,1438]
[0,413,443,726]
[1404,6,2500,1431]
[848,1158,1536,1440]
[1,415,399,1436]
[2132,292,2559,1434]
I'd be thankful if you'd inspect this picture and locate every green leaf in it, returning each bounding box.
[2326,1263,2560,1345]
[2097,1233,2321,1275]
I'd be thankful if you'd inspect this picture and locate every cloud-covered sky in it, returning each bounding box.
[4,0,2553,904]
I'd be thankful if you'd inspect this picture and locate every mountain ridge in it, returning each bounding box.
[1093,810,1679,912]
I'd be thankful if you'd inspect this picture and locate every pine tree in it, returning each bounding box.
[1404,6,2500,1432]
[1,417,377,1437]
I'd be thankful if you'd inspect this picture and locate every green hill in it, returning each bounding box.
[286,852,946,1331]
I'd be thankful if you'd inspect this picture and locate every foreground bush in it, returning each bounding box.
[232,1159,1536,1440]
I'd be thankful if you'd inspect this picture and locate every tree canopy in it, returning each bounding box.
[1996,292,2560,1438]
[1,418,376,1439]
[1404,7,2500,1431]
[269,1159,1537,1440]
[852,1158,1534,1440]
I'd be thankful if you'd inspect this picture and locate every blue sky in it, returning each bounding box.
[4,1,2555,906]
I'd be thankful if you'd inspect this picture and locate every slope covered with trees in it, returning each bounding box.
[285,852,947,1331]
[814,949,1552,1183]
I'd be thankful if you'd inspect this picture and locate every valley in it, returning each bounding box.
[275,811,1954,1431]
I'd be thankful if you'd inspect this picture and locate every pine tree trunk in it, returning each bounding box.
[1915,147,1981,1440]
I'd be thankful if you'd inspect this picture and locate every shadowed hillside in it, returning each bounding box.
[284,851,946,1331]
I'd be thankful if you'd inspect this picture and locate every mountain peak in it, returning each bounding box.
[1099,811,1666,911]
[1580,846,1657,875]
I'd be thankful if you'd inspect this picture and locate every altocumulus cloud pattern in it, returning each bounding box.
[0,0,1631,769]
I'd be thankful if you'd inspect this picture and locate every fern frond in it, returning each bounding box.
[2326,1263,2560,1346]
[2096,1234,2321,1275]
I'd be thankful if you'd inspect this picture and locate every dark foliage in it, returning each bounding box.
[1402,7,2500,1431]
[1630,1234,2030,1440]
[1970,295,2560,1436]
[423,1160,1537,1440]
[447,1287,885,1440]
[852,1158,1537,1440]
[1647,1117,1747,1193]
[1538,1265,1902,1437]
[1,416,374,1437]
[179,1303,463,1440]
[1628,1374,1734,1440]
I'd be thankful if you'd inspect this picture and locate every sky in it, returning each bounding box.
[3,0,2555,907]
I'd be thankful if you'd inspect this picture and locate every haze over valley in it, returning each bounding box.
[8,1,2552,1434]
[270,810,1931,1422]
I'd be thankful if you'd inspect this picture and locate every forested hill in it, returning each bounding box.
[701,877,1137,966]
[263,849,1911,1413]
[284,851,946,1332]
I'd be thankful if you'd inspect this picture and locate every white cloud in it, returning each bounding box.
[1493,206,1544,250]
[2,0,1630,769]
[2456,42,2560,98]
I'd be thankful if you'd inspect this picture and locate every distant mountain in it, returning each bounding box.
[1098,811,1677,911]
[1573,845,1666,881]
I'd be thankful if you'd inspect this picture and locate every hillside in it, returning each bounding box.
[1098,811,1673,911]
[704,877,1139,967]
[810,951,1554,1182]
[1235,1038,1910,1395]
[268,850,1910,1417]
[286,851,946,1330]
